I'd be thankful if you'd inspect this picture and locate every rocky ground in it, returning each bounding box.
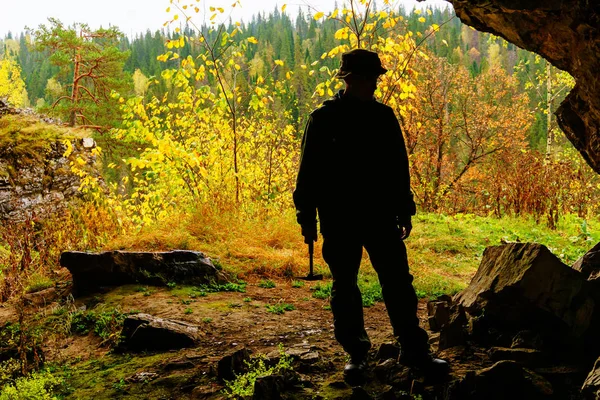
[3,242,600,399]
[4,277,454,399]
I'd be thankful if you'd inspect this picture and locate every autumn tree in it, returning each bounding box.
[400,57,532,212]
[0,57,28,107]
[27,18,130,131]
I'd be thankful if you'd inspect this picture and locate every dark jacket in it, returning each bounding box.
[293,91,416,235]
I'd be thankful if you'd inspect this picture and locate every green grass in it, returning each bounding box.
[265,303,295,314]
[70,306,128,346]
[401,212,600,298]
[304,212,600,303]
[258,279,276,289]
[196,281,247,293]
[311,282,331,300]
[24,274,54,294]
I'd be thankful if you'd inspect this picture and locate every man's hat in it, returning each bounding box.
[336,49,388,79]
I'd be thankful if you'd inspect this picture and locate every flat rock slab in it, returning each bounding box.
[60,250,218,295]
[119,313,201,352]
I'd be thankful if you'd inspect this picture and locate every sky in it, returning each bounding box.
[1,0,451,38]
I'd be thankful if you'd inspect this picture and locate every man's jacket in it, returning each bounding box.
[293,91,416,235]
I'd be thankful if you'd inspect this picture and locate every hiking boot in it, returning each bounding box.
[399,353,449,379]
[343,357,368,387]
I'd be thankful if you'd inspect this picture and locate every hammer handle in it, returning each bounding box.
[309,242,314,275]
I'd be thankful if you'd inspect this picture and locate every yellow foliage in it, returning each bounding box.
[0,58,28,108]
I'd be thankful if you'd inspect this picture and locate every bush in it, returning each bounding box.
[70,307,127,346]
[311,282,332,300]
[258,280,276,289]
[0,369,62,400]
[265,303,295,315]
[223,344,293,398]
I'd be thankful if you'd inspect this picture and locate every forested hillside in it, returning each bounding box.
[0,5,571,148]
[2,2,596,224]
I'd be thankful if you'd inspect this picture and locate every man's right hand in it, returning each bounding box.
[301,223,318,244]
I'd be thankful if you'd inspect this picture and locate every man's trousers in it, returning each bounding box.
[321,223,430,360]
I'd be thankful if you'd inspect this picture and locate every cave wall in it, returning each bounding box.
[448,0,600,174]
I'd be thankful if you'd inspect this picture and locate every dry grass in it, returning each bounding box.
[107,206,318,280]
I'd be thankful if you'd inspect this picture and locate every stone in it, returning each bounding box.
[489,347,545,366]
[190,385,221,399]
[454,243,596,346]
[427,300,450,332]
[582,357,600,400]
[375,385,398,400]
[449,0,600,174]
[511,330,544,350]
[125,371,160,383]
[161,359,196,371]
[573,242,600,282]
[375,343,400,361]
[217,348,251,381]
[60,250,219,295]
[374,358,396,381]
[350,387,373,400]
[438,305,468,351]
[300,351,320,364]
[22,287,59,307]
[253,375,285,400]
[285,347,311,359]
[119,313,200,352]
[478,361,553,397]
[82,137,96,148]
[450,360,553,399]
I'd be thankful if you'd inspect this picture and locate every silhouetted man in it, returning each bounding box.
[294,49,448,385]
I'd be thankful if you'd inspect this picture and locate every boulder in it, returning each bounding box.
[375,343,400,361]
[374,358,396,382]
[217,347,251,381]
[427,300,450,332]
[60,250,219,295]
[125,371,159,383]
[511,330,544,350]
[582,357,600,399]
[573,242,600,283]
[438,305,468,351]
[448,361,553,399]
[22,287,59,307]
[119,313,200,352]
[454,243,596,346]
[252,375,285,400]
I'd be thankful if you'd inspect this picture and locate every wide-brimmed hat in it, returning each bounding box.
[335,49,388,79]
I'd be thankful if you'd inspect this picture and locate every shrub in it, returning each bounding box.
[265,303,295,315]
[0,369,63,400]
[70,307,127,347]
[258,280,276,289]
[223,344,293,398]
